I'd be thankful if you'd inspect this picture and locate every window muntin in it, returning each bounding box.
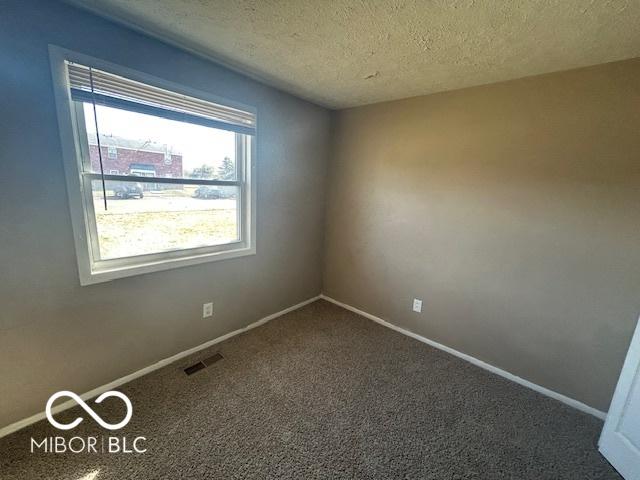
[51,50,256,284]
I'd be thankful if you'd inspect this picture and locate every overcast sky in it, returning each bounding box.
[84,103,236,173]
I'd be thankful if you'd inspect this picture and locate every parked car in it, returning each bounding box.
[219,186,237,199]
[194,186,222,199]
[109,181,144,199]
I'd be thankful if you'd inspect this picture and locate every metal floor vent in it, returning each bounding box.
[184,352,224,375]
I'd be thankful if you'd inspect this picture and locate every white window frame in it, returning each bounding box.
[49,46,257,285]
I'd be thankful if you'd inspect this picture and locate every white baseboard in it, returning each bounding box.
[0,295,321,439]
[320,294,607,420]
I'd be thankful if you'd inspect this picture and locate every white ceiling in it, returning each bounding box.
[67,0,640,109]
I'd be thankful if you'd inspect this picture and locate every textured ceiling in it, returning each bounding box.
[66,0,640,108]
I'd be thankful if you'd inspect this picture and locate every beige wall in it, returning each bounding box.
[0,1,329,427]
[324,59,640,411]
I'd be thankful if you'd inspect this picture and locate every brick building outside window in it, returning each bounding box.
[88,134,183,183]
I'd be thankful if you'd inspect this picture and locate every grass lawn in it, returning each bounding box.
[93,193,238,259]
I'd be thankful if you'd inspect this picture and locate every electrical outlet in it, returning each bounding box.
[202,302,213,318]
[412,298,423,313]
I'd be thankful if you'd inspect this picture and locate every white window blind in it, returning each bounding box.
[67,62,256,135]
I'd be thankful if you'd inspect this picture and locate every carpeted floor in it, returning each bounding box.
[0,300,621,479]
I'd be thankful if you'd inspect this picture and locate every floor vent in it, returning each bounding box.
[184,353,224,375]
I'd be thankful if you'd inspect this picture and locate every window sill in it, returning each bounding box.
[79,245,256,286]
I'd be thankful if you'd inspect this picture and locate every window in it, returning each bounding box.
[50,47,256,285]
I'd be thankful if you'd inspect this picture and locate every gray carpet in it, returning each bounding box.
[0,300,621,479]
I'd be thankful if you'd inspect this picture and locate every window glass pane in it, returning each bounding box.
[91,180,240,260]
[81,103,237,180]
